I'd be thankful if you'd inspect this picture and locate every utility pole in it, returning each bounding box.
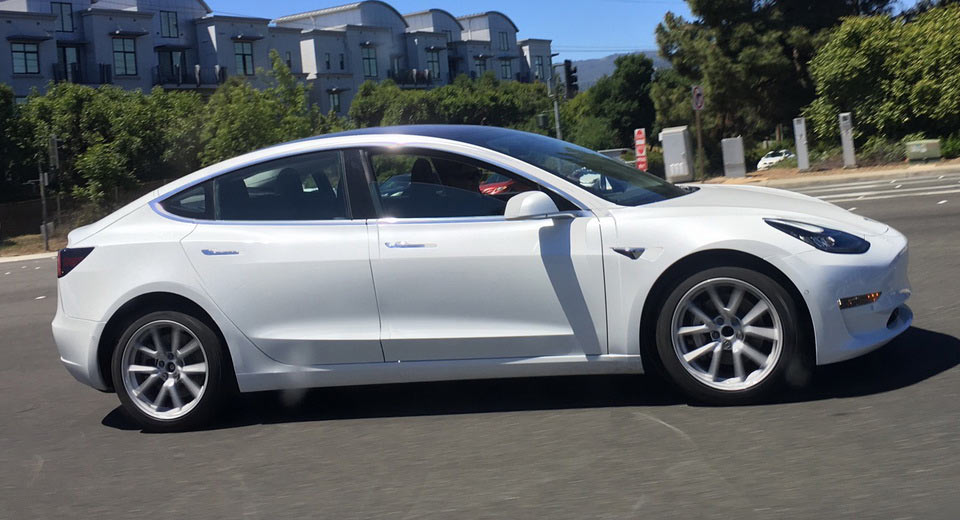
[38,162,48,252]
[692,86,705,179]
[549,60,563,140]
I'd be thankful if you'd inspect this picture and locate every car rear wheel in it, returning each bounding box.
[655,267,802,405]
[112,311,226,432]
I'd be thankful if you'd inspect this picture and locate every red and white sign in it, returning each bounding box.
[634,128,647,171]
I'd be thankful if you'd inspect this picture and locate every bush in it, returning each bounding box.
[941,133,960,158]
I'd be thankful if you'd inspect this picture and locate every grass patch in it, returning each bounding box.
[0,232,68,257]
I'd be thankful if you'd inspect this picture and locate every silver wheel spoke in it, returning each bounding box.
[708,345,723,381]
[180,373,202,397]
[684,341,719,363]
[741,300,769,326]
[727,287,744,316]
[177,340,199,359]
[128,364,158,374]
[170,326,182,352]
[678,324,711,336]
[170,383,183,410]
[151,328,164,353]
[686,303,715,328]
[739,341,769,367]
[154,382,170,409]
[744,325,779,341]
[733,350,746,381]
[707,286,726,316]
[134,373,160,396]
[137,345,159,359]
[182,362,207,374]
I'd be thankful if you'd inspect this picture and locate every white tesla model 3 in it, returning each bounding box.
[52,126,912,430]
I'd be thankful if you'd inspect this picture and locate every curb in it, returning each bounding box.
[0,252,57,264]
[708,164,960,190]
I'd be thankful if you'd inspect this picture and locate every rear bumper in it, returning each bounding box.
[52,304,109,391]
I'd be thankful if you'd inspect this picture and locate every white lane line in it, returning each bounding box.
[34,296,46,300]
[825,187,960,202]
[848,207,857,211]
[34,266,40,270]
[938,200,948,205]
[3,272,9,275]
[796,174,960,194]
[818,184,960,200]
[895,184,903,189]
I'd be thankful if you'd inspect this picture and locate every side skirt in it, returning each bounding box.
[236,354,645,393]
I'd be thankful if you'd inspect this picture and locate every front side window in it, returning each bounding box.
[234,41,254,76]
[535,56,544,80]
[112,38,137,76]
[329,92,341,114]
[500,59,512,80]
[12,43,39,74]
[361,46,377,78]
[369,151,545,219]
[52,2,73,32]
[160,11,178,38]
[447,129,687,206]
[499,31,509,51]
[426,51,440,79]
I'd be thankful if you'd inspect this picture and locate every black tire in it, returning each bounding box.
[654,266,805,405]
[111,310,228,432]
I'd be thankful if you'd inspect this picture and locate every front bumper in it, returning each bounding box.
[52,303,109,391]
[779,228,913,365]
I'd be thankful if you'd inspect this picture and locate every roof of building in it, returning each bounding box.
[456,11,519,33]
[402,8,464,30]
[273,1,408,28]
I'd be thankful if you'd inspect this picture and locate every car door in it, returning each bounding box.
[363,148,607,362]
[175,149,384,366]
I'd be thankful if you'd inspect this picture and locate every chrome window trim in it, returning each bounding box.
[149,200,365,226]
[369,209,593,225]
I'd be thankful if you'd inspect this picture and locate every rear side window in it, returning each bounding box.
[216,151,347,221]
[161,184,212,220]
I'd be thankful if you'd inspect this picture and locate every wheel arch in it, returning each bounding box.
[638,249,815,371]
[97,292,236,392]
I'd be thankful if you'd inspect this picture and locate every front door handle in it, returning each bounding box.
[384,241,436,249]
[201,249,240,256]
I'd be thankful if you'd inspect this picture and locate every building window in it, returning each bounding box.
[534,56,544,80]
[391,56,401,74]
[443,29,452,42]
[160,11,178,38]
[475,58,486,76]
[324,52,331,70]
[426,51,440,79]
[52,2,73,32]
[58,46,81,81]
[499,31,509,51]
[12,43,40,74]
[113,38,137,76]
[329,92,341,114]
[285,51,292,69]
[15,96,28,105]
[339,53,345,70]
[500,59,512,80]
[234,41,254,76]
[361,46,377,78]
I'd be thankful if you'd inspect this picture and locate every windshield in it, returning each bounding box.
[455,131,687,206]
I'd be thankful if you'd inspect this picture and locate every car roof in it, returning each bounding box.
[302,124,530,145]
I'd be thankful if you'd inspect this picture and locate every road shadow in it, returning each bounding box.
[102,326,959,432]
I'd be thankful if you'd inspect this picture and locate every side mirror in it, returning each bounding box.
[504,191,560,220]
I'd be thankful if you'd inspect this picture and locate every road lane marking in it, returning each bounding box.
[938,200,948,204]
[848,207,857,211]
[825,187,960,202]
[796,174,960,194]
[34,296,46,300]
[818,184,960,200]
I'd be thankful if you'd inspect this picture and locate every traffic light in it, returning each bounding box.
[562,59,578,99]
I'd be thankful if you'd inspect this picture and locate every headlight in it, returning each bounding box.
[764,218,870,254]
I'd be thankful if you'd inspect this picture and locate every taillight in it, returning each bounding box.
[57,247,94,278]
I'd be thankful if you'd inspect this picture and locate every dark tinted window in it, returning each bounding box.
[161,184,211,219]
[369,151,544,218]
[214,152,348,221]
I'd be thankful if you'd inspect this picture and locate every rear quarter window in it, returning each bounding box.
[160,183,213,220]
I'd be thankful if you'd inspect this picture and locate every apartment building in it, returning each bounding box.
[0,0,553,115]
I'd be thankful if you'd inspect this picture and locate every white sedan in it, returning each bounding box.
[53,126,912,431]
[757,149,796,170]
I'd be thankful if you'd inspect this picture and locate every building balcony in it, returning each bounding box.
[152,65,227,88]
[51,63,113,85]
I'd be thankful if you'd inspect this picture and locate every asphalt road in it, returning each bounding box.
[2,173,960,519]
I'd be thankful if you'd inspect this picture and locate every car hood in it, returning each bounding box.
[622,183,889,236]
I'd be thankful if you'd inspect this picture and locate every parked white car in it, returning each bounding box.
[757,149,796,170]
[53,126,912,431]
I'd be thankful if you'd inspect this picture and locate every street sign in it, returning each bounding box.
[634,128,647,171]
[692,85,704,111]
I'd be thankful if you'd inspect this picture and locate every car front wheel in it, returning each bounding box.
[655,266,803,405]
[111,311,227,431]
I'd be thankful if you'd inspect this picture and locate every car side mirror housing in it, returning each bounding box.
[504,191,561,220]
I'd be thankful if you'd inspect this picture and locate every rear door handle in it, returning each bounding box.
[201,249,239,256]
[384,241,436,249]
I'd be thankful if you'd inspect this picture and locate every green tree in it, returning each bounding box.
[583,54,656,148]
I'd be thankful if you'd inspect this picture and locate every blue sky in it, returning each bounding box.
[208,0,920,63]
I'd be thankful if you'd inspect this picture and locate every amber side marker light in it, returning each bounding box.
[838,292,881,309]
